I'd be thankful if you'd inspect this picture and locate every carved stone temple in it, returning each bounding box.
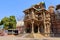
[23,2,60,37]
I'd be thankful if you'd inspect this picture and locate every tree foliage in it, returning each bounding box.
[0,16,16,30]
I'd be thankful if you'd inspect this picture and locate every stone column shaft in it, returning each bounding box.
[32,22,34,33]
[38,24,40,33]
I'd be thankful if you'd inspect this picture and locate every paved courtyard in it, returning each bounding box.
[0,36,60,40]
[0,33,60,40]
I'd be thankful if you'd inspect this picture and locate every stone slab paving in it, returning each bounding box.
[0,36,60,40]
[0,33,60,40]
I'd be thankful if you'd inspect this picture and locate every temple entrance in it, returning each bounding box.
[34,24,38,33]
[26,23,32,33]
[25,23,38,33]
[39,24,44,33]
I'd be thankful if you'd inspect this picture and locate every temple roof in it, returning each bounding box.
[48,6,54,8]
[23,2,46,14]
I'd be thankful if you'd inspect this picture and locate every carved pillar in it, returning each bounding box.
[31,21,34,33]
[43,12,48,36]
[43,12,51,37]
[24,22,27,33]
[31,10,35,33]
[47,23,51,36]
[46,14,51,37]
[38,24,40,33]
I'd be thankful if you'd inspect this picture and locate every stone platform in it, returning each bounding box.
[0,33,60,40]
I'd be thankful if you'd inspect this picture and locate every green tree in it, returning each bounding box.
[9,16,16,29]
[1,17,9,30]
[0,16,16,30]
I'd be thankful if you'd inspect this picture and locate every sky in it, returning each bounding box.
[0,0,60,21]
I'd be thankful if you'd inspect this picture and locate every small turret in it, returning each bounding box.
[48,6,55,13]
[39,2,46,9]
[56,4,60,10]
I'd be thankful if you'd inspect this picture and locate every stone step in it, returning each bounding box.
[33,33,44,38]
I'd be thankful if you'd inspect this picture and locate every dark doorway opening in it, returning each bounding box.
[26,24,32,33]
[34,24,38,33]
[39,24,44,33]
